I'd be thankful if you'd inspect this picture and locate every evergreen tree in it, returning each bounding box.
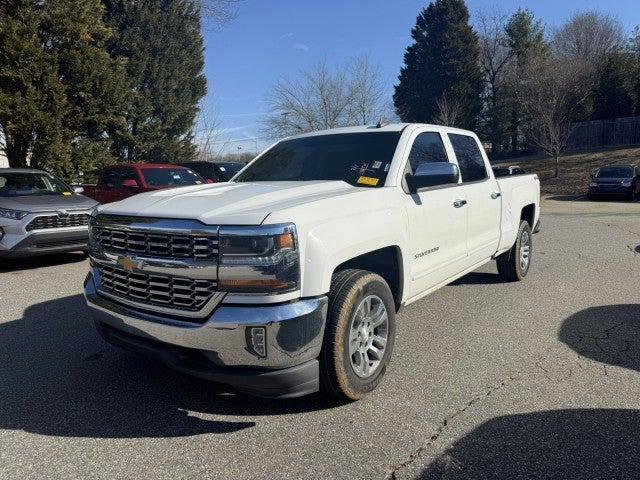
[104,0,207,163]
[592,53,635,120]
[0,0,129,177]
[504,9,548,154]
[393,0,483,129]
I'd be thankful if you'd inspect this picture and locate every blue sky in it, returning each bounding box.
[201,0,640,154]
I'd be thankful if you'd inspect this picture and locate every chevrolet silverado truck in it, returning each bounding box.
[82,163,206,204]
[84,124,540,400]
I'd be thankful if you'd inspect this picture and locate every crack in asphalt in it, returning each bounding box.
[383,376,515,480]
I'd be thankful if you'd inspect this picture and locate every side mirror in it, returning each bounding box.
[589,174,594,179]
[122,179,139,188]
[73,186,84,194]
[407,163,460,193]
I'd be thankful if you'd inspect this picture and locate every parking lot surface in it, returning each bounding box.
[1,198,639,479]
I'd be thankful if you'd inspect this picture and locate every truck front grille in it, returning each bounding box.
[26,213,90,231]
[93,227,218,259]
[97,264,217,312]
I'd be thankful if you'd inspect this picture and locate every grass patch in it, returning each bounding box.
[493,146,640,195]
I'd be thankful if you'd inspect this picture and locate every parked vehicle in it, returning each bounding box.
[182,161,245,183]
[492,165,526,177]
[0,168,97,258]
[83,163,205,204]
[84,124,540,400]
[587,164,639,200]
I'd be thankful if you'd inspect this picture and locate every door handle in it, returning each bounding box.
[453,199,467,208]
[491,191,501,199]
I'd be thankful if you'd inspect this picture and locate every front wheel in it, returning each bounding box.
[320,269,396,400]
[496,220,532,282]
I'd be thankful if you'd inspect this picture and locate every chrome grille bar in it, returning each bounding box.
[98,265,217,312]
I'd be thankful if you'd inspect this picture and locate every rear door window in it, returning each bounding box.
[448,134,488,183]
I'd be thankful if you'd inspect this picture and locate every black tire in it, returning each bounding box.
[496,220,532,282]
[319,269,396,401]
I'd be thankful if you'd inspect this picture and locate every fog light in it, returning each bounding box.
[246,327,267,358]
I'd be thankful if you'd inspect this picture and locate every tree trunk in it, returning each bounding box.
[554,155,560,178]
[4,131,30,168]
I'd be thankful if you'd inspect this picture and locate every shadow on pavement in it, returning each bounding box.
[416,409,640,479]
[0,252,87,273]
[450,272,503,286]
[546,194,586,202]
[558,304,640,371]
[0,294,341,439]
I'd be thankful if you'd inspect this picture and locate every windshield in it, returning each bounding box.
[234,132,401,187]
[217,163,243,180]
[0,172,73,197]
[596,166,633,178]
[141,168,204,187]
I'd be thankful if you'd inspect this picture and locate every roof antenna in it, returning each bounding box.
[376,118,389,128]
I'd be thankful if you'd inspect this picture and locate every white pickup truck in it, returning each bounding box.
[84,124,540,400]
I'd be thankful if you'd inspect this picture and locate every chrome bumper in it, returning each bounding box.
[84,272,328,370]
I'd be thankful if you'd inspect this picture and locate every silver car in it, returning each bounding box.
[0,168,97,258]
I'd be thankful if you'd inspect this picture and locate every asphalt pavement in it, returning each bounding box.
[1,197,639,480]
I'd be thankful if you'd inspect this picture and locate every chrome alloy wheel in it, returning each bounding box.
[348,295,389,378]
[520,229,531,272]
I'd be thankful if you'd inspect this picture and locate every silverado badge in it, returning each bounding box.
[117,256,142,273]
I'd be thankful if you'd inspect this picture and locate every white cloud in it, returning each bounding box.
[292,43,310,52]
[279,32,294,40]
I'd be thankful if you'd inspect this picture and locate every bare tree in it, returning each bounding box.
[518,56,589,177]
[553,11,624,69]
[199,0,241,27]
[193,107,222,161]
[262,57,388,138]
[434,96,463,127]
[347,55,387,125]
[476,10,514,153]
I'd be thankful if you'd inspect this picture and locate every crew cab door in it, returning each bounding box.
[446,133,501,263]
[403,131,469,299]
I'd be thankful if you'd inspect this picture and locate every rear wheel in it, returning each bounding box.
[496,220,532,282]
[320,269,396,400]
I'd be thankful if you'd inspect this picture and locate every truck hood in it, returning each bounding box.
[97,181,359,225]
[0,194,97,212]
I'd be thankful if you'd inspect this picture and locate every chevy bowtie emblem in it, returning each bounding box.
[117,256,142,273]
[56,209,69,218]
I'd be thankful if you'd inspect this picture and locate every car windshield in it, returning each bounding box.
[0,172,73,197]
[217,162,243,180]
[234,132,401,188]
[596,166,633,177]
[141,168,204,187]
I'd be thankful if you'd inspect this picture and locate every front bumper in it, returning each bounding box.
[588,185,633,196]
[84,273,328,398]
[0,227,89,258]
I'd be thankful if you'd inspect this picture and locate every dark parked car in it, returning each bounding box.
[0,168,97,258]
[182,161,244,183]
[588,164,639,200]
[492,165,526,177]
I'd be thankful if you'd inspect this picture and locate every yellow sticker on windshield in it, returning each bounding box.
[357,176,379,186]
[62,191,72,196]
[195,180,202,184]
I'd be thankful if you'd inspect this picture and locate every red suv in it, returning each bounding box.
[83,163,205,204]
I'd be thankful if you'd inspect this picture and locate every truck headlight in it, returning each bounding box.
[0,208,29,220]
[589,182,598,187]
[218,223,300,294]
[621,180,632,187]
